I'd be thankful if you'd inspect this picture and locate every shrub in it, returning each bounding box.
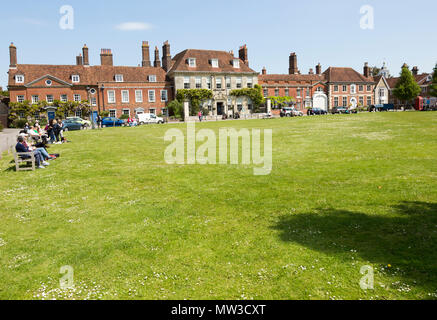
[100,111,110,117]
[119,114,129,120]
[11,119,28,129]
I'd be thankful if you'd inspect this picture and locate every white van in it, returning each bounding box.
[137,113,164,125]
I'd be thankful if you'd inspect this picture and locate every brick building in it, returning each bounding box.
[7,42,173,118]
[258,53,376,113]
[387,65,436,108]
[0,89,9,127]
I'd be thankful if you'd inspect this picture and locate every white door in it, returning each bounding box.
[313,93,328,111]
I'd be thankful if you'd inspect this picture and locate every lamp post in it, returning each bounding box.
[87,87,96,130]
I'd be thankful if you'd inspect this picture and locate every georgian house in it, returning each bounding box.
[323,64,375,109]
[7,42,173,119]
[166,45,259,117]
[258,53,376,113]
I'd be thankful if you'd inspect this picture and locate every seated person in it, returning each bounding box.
[16,136,49,169]
[21,134,55,161]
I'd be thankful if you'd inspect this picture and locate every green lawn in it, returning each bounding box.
[0,112,436,300]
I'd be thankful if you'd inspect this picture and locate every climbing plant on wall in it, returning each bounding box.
[229,84,265,108]
[176,89,213,116]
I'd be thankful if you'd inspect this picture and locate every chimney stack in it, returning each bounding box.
[9,42,17,68]
[162,41,172,72]
[309,68,314,75]
[412,66,419,76]
[239,44,249,66]
[316,63,322,75]
[142,41,151,67]
[76,54,83,66]
[363,62,370,77]
[82,44,89,66]
[262,67,267,75]
[289,52,298,75]
[154,47,161,68]
[100,49,113,66]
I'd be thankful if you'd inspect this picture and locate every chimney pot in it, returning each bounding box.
[9,42,17,68]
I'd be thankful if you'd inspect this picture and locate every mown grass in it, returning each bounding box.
[0,112,436,300]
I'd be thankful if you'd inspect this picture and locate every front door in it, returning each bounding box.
[47,111,56,121]
[217,102,224,116]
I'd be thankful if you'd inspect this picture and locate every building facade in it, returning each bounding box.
[167,45,259,117]
[7,42,173,118]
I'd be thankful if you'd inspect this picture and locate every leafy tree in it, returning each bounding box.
[167,100,184,119]
[393,66,421,107]
[371,66,381,77]
[429,63,437,98]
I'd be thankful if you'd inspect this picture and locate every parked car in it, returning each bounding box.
[62,119,84,131]
[137,113,165,124]
[308,108,328,115]
[280,107,303,117]
[332,107,348,114]
[101,117,124,127]
[67,117,91,127]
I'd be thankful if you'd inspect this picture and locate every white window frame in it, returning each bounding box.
[46,95,54,103]
[91,97,97,106]
[15,75,24,84]
[161,90,168,102]
[115,74,124,82]
[122,109,130,116]
[184,77,190,89]
[72,75,80,83]
[60,94,68,102]
[233,59,240,68]
[351,84,356,94]
[148,75,157,82]
[342,85,348,92]
[216,78,222,89]
[226,77,231,89]
[32,95,39,104]
[236,77,242,89]
[17,95,25,103]
[109,109,116,118]
[149,108,156,115]
[121,90,129,103]
[188,58,196,67]
[135,90,143,103]
[195,77,202,89]
[108,90,116,104]
[148,90,156,103]
[206,78,211,89]
[247,77,253,88]
[74,94,81,102]
[211,59,219,68]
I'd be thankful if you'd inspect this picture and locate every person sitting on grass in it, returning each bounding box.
[15,136,49,169]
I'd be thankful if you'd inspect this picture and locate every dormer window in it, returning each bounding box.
[149,75,157,82]
[72,75,80,83]
[15,75,24,84]
[211,59,219,68]
[233,59,240,68]
[188,58,196,67]
[115,74,124,82]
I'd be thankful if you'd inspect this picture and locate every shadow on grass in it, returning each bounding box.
[272,201,437,289]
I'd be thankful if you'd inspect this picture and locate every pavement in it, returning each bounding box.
[0,128,20,158]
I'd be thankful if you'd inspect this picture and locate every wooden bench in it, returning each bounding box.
[12,148,36,171]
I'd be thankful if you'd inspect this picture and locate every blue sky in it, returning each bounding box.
[1,0,436,88]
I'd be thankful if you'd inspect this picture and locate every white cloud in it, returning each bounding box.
[115,22,153,31]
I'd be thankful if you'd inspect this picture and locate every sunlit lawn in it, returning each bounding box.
[0,112,436,300]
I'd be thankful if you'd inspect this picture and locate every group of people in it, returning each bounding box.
[23,119,65,145]
[16,120,65,169]
[126,117,138,127]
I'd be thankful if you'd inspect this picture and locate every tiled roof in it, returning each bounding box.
[385,73,431,88]
[8,64,167,86]
[323,67,374,83]
[259,74,326,82]
[169,49,256,74]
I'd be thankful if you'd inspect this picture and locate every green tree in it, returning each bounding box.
[393,66,421,107]
[429,63,437,98]
[167,100,184,119]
